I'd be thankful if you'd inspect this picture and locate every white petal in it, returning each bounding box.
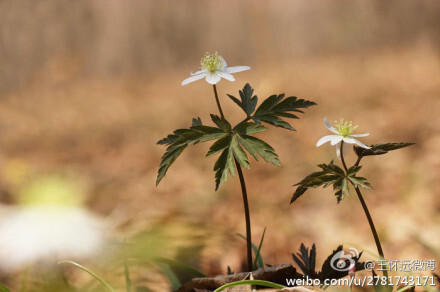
[181,73,206,86]
[335,142,349,160]
[350,133,369,137]
[224,66,251,74]
[216,71,235,82]
[342,142,349,156]
[316,135,338,147]
[221,59,227,68]
[331,136,343,145]
[205,73,221,84]
[190,69,206,76]
[323,117,338,134]
[335,142,342,159]
[343,137,371,149]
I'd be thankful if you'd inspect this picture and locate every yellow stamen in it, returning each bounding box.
[201,52,224,72]
[334,119,358,137]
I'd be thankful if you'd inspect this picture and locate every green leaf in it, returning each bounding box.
[210,135,251,189]
[347,165,362,176]
[227,83,258,117]
[318,161,345,176]
[58,260,116,292]
[210,114,232,132]
[348,176,373,190]
[234,122,267,135]
[192,117,202,126]
[214,280,286,292]
[156,119,228,186]
[354,142,415,158]
[253,227,267,270]
[236,134,281,167]
[291,161,346,204]
[290,186,308,204]
[154,258,207,278]
[253,94,316,131]
[231,136,250,170]
[213,146,235,190]
[207,135,232,157]
[292,243,318,277]
[236,232,265,270]
[125,259,132,292]
[0,284,10,292]
[154,262,182,291]
[333,178,349,203]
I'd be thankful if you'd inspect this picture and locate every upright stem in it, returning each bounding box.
[340,142,387,277]
[340,142,348,172]
[213,84,225,119]
[235,159,253,272]
[212,84,253,272]
[353,187,385,259]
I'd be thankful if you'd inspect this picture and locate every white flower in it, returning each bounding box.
[0,206,104,272]
[316,117,371,159]
[181,52,250,86]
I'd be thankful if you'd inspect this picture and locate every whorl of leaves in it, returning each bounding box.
[291,161,372,204]
[157,84,316,190]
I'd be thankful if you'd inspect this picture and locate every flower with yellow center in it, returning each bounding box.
[181,52,250,86]
[316,117,371,159]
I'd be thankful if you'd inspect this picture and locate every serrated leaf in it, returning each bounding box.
[156,119,228,186]
[254,114,295,131]
[208,135,250,189]
[291,162,346,204]
[157,145,188,186]
[214,146,235,190]
[253,94,316,131]
[210,114,232,132]
[290,186,308,204]
[347,165,362,176]
[348,176,373,190]
[235,134,281,167]
[192,117,202,126]
[333,178,349,203]
[354,142,415,158]
[334,189,344,204]
[234,122,267,135]
[207,135,232,157]
[227,83,258,117]
[318,161,345,176]
[211,114,232,133]
[231,136,250,170]
[292,243,317,277]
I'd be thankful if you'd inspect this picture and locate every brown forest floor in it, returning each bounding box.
[1,42,440,290]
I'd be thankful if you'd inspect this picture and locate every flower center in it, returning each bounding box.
[201,52,224,72]
[334,119,358,137]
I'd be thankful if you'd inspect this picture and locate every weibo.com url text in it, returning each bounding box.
[286,276,436,287]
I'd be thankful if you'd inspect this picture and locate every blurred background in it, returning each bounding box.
[1,0,440,291]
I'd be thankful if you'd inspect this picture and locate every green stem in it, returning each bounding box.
[340,142,348,172]
[234,158,253,272]
[339,142,387,277]
[212,84,253,272]
[353,187,385,260]
[213,84,225,119]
